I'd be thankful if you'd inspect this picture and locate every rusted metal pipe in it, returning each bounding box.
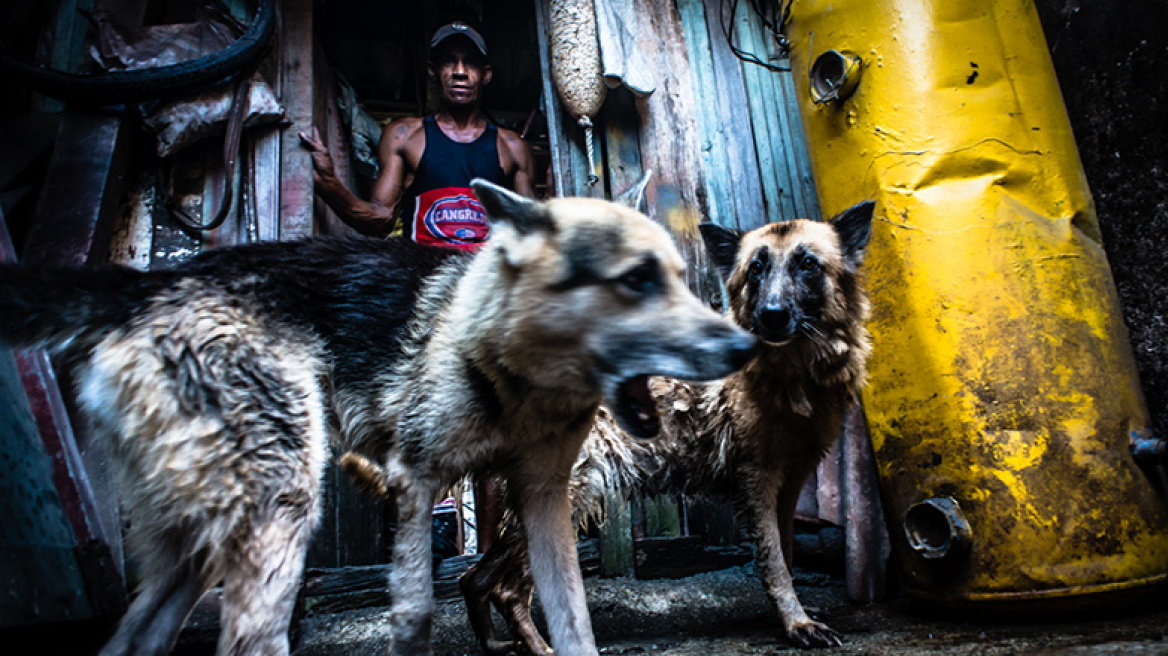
[809,49,862,104]
[904,497,972,563]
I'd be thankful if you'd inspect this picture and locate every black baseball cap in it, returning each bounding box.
[430,21,488,58]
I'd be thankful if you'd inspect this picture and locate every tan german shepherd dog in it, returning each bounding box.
[0,176,755,656]
[450,200,876,654]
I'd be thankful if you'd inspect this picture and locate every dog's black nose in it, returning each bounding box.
[757,306,792,333]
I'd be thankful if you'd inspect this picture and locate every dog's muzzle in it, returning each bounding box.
[606,325,756,440]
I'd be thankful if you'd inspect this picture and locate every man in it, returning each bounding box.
[300,21,523,555]
[299,20,535,248]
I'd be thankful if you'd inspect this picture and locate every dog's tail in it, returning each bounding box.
[339,452,392,499]
[0,263,165,350]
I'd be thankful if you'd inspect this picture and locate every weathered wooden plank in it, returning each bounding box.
[619,0,711,286]
[200,137,242,250]
[642,494,681,538]
[218,0,256,245]
[251,125,283,242]
[752,14,808,218]
[731,2,790,222]
[777,58,822,221]
[745,7,804,221]
[534,0,576,198]
[250,0,284,243]
[25,112,132,266]
[695,0,770,231]
[278,0,316,238]
[599,491,634,577]
[684,494,738,546]
[307,465,341,568]
[107,164,157,269]
[676,0,733,229]
[335,471,389,567]
[747,12,817,221]
[600,87,642,199]
[313,39,357,237]
[307,464,390,568]
[33,0,95,113]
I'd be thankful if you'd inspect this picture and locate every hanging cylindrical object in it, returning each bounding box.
[549,0,606,186]
[786,0,1168,611]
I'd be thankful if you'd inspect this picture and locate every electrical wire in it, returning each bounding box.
[720,0,795,72]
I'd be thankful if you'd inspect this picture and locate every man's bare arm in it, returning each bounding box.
[298,126,402,237]
[500,128,536,198]
[369,119,422,223]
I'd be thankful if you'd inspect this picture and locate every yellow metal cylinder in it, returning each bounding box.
[786,0,1168,607]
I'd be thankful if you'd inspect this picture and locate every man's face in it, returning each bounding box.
[429,40,492,108]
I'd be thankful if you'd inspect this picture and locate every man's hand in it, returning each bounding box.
[298,127,336,184]
[297,125,400,237]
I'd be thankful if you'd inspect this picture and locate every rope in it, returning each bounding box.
[580,116,599,186]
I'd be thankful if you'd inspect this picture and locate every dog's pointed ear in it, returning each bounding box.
[829,200,875,266]
[613,170,652,213]
[699,223,744,279]
[472,179,552,235]
[472,178,554,267]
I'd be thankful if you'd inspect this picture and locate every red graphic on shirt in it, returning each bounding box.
[411,186,490,252]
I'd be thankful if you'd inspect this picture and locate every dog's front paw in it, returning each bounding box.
[786,619,843,648]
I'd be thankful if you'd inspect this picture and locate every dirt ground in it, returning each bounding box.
[19,562,1168,655]
[262,564,1168,656]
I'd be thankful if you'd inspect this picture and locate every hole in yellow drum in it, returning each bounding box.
[904,497,972,562]
[809,49,862,104]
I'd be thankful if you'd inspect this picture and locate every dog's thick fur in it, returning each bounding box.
[0,177,754,656]
[0,237,452,656]
[451,201,876,654]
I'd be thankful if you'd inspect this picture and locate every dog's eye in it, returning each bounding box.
[748,259,765,277]
[616,261,662,295]
[799,254,820,273]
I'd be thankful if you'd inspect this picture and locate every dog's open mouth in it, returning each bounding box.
[614,375,660,439]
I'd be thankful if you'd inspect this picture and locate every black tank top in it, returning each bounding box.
[401,116,507,251]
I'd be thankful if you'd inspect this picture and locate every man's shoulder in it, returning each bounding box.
[383,115,426,135]
[495,126,530,155]
[495,124,522,141]
[380,116,427,156]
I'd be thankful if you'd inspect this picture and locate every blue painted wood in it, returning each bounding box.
[747,12,805,219]
[677,0,734,228]
[734,2,797,222]
[601,87,644,199]
[725,1,781,222]
[756,18,822,221]
[778,60,823,221]
[692,0,772,231]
